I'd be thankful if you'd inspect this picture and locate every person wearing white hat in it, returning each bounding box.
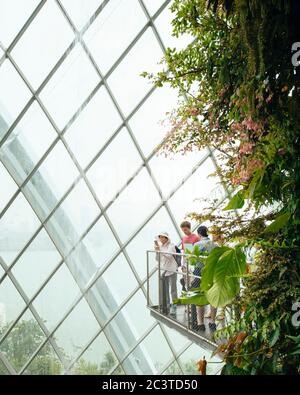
[154,232,178,316]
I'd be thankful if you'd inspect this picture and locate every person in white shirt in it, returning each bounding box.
[154,232,178,316]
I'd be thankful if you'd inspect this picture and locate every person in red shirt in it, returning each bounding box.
[180,220,200,251]
[179,221,200,293]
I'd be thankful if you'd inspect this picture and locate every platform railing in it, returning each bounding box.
[146,250,214,347]
[146,249,234,350]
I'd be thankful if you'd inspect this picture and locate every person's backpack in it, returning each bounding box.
[174,245,182,267]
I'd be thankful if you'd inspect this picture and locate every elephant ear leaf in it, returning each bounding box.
[205,246,246,307]
[264,212,291,233]
[173,292,208,306]
[201,246,231,291]
[223,191,245,210]
[206,276,240,307]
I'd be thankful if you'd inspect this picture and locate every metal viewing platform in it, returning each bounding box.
[146,250,231,353]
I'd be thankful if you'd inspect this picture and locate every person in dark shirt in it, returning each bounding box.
[191,226,217,332]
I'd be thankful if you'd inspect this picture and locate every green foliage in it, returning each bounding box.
[174,288,208,306]
[287,335,300,356]
[74,352,117,375]
[201,247,231,291]
[223,191,245,210]
[145,0,300,375]
[0,320,118,375]
[174,245,246,307]
[0,319,62,375]
[203,246,246,307]
[184,244,206,266]
[264,212,292,234]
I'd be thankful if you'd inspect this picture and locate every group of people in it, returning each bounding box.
[154,221,218,333]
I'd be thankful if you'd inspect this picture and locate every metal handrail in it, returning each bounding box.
[146,249,219,351]
[146,248,235,339]
[146,249,205,311]
[147,249,207,258]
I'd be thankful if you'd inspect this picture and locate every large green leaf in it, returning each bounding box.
[173,292,208,306]
[269,327,280,347]
[215,247,246,283]
[223,191,245,210]
[201,246,230,291]
[264,212,291,233]
[203,246,246,307]
[206,277,240,307]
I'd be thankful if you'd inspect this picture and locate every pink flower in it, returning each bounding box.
[231,122,244,131]
[242,118,263,131]
[266,94,273,103]
[239,169,251,182]
[239,142,254,155]
[189,107,199,116]
[232,177,241,185]
[235,160,242,171]
[247,158,264,171]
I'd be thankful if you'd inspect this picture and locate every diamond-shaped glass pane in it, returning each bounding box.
[0,0,39,48]
[105,290,155,361]
[23,341,63,375]
[0,193,41,266]
[168,157,224,225]
[122,326,173,374]
[64,86,122,168]
[70,331,118,375]
[143,0,165,16]
[101,254,138,304]
[0,101,57,185]
[40,44,100,129]
[86,254,138,325]
[0,276,26,326]
[23,141,79,221]
[0,60,31,138]
[33,263,80,330]
[149,150,206,198]
[87,127,142,206]
[12,229,61,299]
[11,0,74,89]
[0,162,18,212]
[107,168,161,242]
[60,0,102,31]
[45,179,100,256]
[161,325,191,355]
[53,298,100,363]
[84,0,147,74]
[129,86,178,157]
[0,309,46,374]
[108,28,163,116]
[65,215,119,288]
